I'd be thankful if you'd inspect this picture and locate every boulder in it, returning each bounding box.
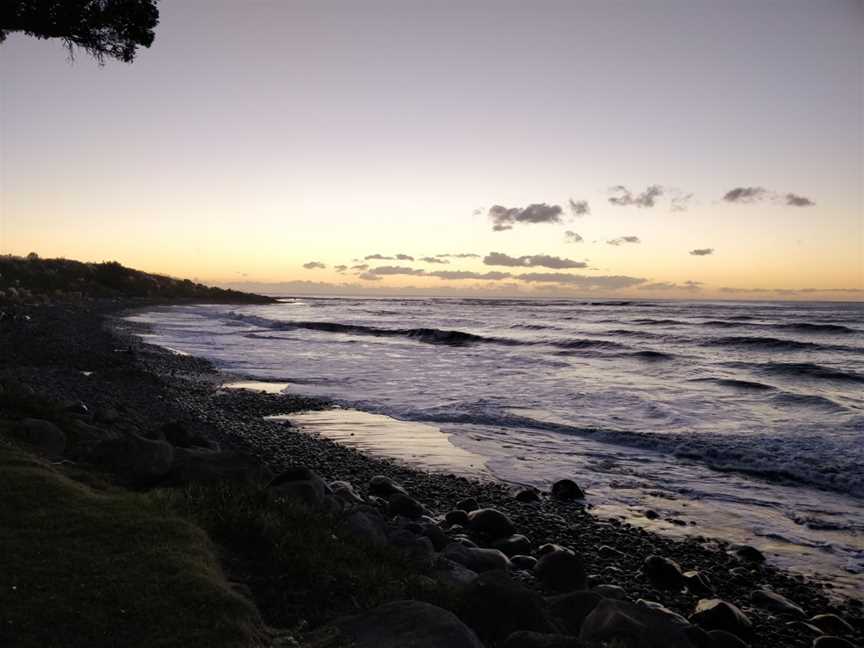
[340,510,388,548]
[268,467,332,509]
[127,434,174,485]
[445,509,469,526]
[457,497,479,512]
[512,555,539,571]
[812,638,856,648]
[368,474,407,497]
[751,589,804,618]
[580,598,702,648]
[707,629,750,648]
[15,418,66,459]
[326,600,484,648]
[420,522,449,551]
[443,542,511,573]
[460,571,558,644]
[732,545,766,564]
[551,479,584,501]
[387,492,426,519]
[535,548,587,592]
[389,529,435,569]
[690,599,753,639]
[642,555,685,590]
[330,480,366,504]
[467,508,515,539]
[593,584,628,600]
[515,488,542,503]
[430,556,479,591]
[168,448,270,485]
[493,534,533,558]
[546,590,604,635]
[808,614,854,636]
[683,570,713,596]
[501,631,584,648]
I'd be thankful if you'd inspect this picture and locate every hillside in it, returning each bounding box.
[0,255,274,304]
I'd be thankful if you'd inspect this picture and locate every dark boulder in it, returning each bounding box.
[457,497,479,512]
[368,474,407,497]
[546,590,604,635]
[493,534,533,558]
[443,543,510,573]
[690,599,753,639]
[732,545,765,564]
[501,631,584,648]
[15,418,66,459]
[511,555,539,571]
[580,598,701,648]
[551,479,585,501]
[642,555,685,590]
[268,466,333,509]
[169,448,271,485]
[387,492,426,519]
[535,548,587,592]
[751,589,804,618]
[515,488,542,503]
[812,638,856,648]
[808,614,854,636]
[468,508,515,539]
[445,509,470,526]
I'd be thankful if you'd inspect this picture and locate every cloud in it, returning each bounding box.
[568,199,590,216]
[483,252,587,269]
[302,261,326,270]
[358,272,382,281]
[420,256,449,264]
[436,253,481,258]
[395,254,414,261]
[334,265,348,272]
[350,264,369,271]
[365,253,395,260]
[606,236,641,246]
[689,248,714,256]
[608,185,664,208]
[720,286,862,295]
[366,265,426,276]
[489,203,564,231]
[472,208,483,216]
[785,193,815,207]
[670,191,694,212]
[722,187,768,203]
[639,280,703,291]
[428,270,513,281]
[518,273,647,290]
[564,231,583,243]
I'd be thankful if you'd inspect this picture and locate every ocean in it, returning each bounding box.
[128,297,864,594]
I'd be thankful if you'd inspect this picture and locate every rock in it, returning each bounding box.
[538,543,567,557]
[809,614,854,636]
[445,509,469,526]
[467,507,515,539]
[340,510,388,548]
[732,545,765,564]
[546,590,604,635]
[707,629,750,648]
[387,492,426,519]
[269,467,332,509]
[460,571,558,644]
[326,600,484,648]
[598,545,625,559]
[551,479,584,501]
[682,571,713,596]
[535,548,587,592]
[389,529,435,569]
[645,509,660,520]
[330,480,365,504]
[15,418,66,459]
[368,474,407,497]
[420,522,449,551]
[95,407,119,424]
[169,448,271,484]
[457,497,479,512]
[751,589,804,618]
[62,399,89,416]
[127,434,174,485]
[515,488,542,503]
[691,599,753,639]
[501,631,584,648]
[431,556,479,591]
[812,637,856,648]
[493,534,533,557]
[580,598,701,648]
[443,542,511,573]
[511,555,538,571]
[642,555,685,590]
[158,420,206,448]
[593,584,628,600]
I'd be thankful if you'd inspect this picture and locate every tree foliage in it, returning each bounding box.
[0,0,159,63]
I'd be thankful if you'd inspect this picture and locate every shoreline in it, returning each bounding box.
[3,299,862,647]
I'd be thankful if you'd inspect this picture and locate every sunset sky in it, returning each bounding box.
[1,0,862,299]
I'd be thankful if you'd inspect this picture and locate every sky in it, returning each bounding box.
[1,0,862,300]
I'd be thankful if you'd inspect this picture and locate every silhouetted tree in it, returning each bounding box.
[0,0,159,63]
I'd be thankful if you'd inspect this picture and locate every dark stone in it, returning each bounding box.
[706,629,749,648]
[683,571,713,596]
[340,510,388,548]
[645,509,660,520]
[443,543,510,573]
[457,497,479,512]
[327,600,484,648]
[493,534,532,558]
[551,479,584,501]
[538,543,567,557]
[127,433,174,486]
[269,466,332,509]
[643,555,685,590]
[511,555,538,571]
[467,508,515,539]
[445,509,470,527]
[546,590,604,635]
[535,548,587,593]
[389,530,435,569]
[15,418,66,459]
[330,480,366,504]
[387,492,426,519]
[501,631,585,648]
[751,589,804,618]
[690,599,752,639]
[460,571,558,644]
[579,598,699,648]
[368,474,407,497]
[420,522,449,551]
[812,638,856,648]
[808,614,854,636]
[515,488,542,503]
[732,545,765,564]
[169,448,271,485]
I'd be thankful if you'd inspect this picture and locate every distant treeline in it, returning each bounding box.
[0,254,274,304]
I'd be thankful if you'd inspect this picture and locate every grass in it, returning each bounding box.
[0,444,267,648]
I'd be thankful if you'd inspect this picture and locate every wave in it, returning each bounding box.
[704,336,821,352]
[550,338,628,351]
[510,323,555,330]
[771,392,845,411]
[692,377,775,391]
[632,318,687,326]
[731,361,864,384]
[627,350,675,361]
[778,322,858,334]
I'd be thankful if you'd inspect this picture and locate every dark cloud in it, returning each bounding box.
[350,264,369,271]
[670,191,694,212]
[420,256,449,264]
[721,286,861,295]
[429,270,513,281]
[689,248,714,256]
[568,199,590,216]
[472,208,483,216]
[607,236,641,246]
[564,231,583,243]
[395,254,415,261]
[483,252,587,269]
[722,187,768,203]
[489,203,564,231]
[518,273,646,290]
[334,265,348,272]
[302,261,326,270]
[435,253,481,258]
[366,265,426,276]
[639,280,703,291]
[357,272,382,281]
[365,253,395,260]
[608,185,664,208]
[785,193,815,207]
